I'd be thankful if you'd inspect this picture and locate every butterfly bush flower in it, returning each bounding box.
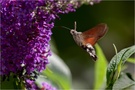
[25,80,39,90]
[0,0,101,89]
[41,82,57,90]
[25,80,57,90]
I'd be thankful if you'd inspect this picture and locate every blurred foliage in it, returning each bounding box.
[1,74,25,89]
[94,44,107,89]
[36,52,72,89]
[127,58,135,64]
[51,1,134,89]
[45,43,135,89]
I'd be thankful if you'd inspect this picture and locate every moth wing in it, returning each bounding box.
[83,37,98,46]
[82,23,108,46]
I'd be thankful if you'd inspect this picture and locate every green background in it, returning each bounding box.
[52,1,134,89]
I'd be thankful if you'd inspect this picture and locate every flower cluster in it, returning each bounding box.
[25,80,39,90]
[0,0,101,89]
[41,82,57,90]
[25,80,57,90]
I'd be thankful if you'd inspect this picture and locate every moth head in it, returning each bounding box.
[70,29,77,35]
[70,21,77,35]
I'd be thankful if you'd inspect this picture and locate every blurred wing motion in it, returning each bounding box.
[82,23,108,46]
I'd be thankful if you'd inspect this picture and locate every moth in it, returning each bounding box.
[70,22,108,61]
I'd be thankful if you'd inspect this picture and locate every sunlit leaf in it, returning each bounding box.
[106,45,135,89]
[127,58,135,64]
[94,44,108,89]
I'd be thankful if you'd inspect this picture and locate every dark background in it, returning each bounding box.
[51,1,134,89]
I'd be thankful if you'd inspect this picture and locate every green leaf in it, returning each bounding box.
[127,58,135,64]
[106,45,135,89]
[1,75,25,89]
[94,44,108,89]
[113,73,135,90]
[40,52,72,89]
[1,76,15,89]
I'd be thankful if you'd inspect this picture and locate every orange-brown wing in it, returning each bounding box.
[82,23,108,46]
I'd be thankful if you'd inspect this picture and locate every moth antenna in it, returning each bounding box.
[74,21,77,30]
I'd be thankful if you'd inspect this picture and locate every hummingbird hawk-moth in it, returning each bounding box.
[70,22,108,61]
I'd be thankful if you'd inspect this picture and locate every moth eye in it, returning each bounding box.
[70,30,76,35]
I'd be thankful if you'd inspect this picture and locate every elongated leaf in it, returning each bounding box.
[41,52,72,89]
[121,46,135,63]
[94,44,108,89]
[113,73,135,90]
[127,58,135,64]
[106,45,135,89]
